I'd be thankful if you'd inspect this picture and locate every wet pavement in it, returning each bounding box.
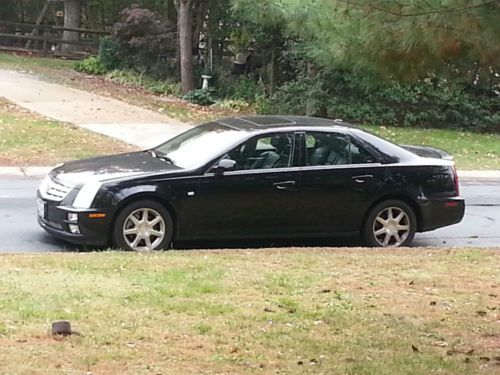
[0,177,498,253]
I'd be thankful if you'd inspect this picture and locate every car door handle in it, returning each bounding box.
[273,180,296,190]
[352,175,374,183]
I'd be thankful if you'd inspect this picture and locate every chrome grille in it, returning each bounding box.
[39,175,74,202]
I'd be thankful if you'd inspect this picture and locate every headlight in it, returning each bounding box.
[72,181,102,209]
[38,175,50,194]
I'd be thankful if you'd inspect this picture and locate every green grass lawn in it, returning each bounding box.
[0,52,75,71]
[364,125,500,170]
[0,248,498,374]
[0,99,134,165]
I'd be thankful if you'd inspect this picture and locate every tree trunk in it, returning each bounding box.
[269,37,277,96]
[62,0,81,52]
[179,0,195,93]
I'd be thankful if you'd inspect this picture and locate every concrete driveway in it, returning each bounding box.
[0,69,192,149]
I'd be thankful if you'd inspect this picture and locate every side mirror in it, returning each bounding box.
[213,159,236,174]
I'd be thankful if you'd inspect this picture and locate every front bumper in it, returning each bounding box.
[37,195,110,247]
[418,196,465,232]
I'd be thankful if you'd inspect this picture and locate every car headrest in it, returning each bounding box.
[271,135,290,150]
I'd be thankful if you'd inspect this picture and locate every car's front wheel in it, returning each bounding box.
[113,199,173,251]
[363,200,416,247]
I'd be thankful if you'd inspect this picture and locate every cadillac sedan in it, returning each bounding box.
[37,116,464,250]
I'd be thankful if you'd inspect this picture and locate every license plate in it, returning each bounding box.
[37,199,46,218]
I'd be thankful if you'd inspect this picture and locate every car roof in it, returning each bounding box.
[214,115,357,131]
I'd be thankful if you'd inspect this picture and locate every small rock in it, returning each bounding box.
[51,321,72,336]
[434,340,448,347]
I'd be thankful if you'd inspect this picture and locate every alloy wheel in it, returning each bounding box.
[372,206,411,247]
[122,208,166,251]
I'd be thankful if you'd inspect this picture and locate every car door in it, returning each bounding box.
[297,131,387,235]
[177,132,302,240]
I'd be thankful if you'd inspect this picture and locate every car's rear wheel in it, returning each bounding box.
[363,200,416,247]
[113,199,173,251]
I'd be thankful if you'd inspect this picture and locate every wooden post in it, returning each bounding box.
[62,0,82,53]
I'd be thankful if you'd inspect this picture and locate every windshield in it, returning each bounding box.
[153,122,244,169]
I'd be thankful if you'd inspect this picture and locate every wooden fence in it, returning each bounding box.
[0,19,109,58]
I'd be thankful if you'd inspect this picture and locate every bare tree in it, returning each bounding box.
[178,0,195,93]
[62,0,81,52]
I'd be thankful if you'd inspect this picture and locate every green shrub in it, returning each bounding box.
[98,36,123,71]
[74,56,107,75]
[105,69,181,96]
[105,69,143,85]
[266,70,500,132]
[215,76,265,103]
[183,89,215,106]
[212,99,250,111]
[266,75,328,116]
[146,81,181,96]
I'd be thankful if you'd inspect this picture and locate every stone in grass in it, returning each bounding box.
[51,320,72,336]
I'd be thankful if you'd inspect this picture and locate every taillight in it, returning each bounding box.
[452,165,460,196]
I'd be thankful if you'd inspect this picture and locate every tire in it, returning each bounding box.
[113,199,174,251]
[363,199,416,247]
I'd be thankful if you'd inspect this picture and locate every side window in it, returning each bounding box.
[228,133,294,170]
[306,132,351,166]
[305,132,376,166]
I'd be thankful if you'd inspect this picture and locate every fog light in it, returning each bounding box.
[67,213,78,222]
[68,224,80,234]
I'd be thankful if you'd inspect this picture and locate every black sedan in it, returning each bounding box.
[37,116,465,250]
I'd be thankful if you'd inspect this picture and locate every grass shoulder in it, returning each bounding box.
[0,247,498,374]
[0,99,135,166]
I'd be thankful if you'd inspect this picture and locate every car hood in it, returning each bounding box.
[400,145,453,160]
[51,151,182,186]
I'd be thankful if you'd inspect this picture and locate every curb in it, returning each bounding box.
[457,170,500,180]
[0,166,53,177]
[0,166,499,180]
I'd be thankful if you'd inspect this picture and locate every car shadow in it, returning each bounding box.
[174,236,363,250]
[67,236,363,252]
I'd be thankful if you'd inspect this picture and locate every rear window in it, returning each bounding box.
[351,129,416,163]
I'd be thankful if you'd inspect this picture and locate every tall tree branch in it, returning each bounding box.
[339,0,499,17]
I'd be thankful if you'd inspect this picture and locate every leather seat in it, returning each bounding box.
[310,135,350,166]
[310,140,330,165]
[257,151,280,168]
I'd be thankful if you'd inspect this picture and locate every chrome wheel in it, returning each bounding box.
[372,206,410,247]
[122,208,166,251]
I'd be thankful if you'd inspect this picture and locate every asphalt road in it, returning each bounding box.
[0,177,498,253]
